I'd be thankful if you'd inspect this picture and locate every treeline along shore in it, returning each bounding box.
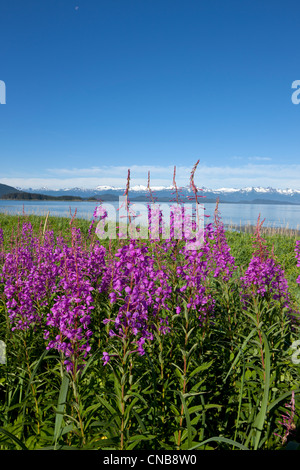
[1,191,98,202]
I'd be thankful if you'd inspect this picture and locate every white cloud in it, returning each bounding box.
[1,163,300,190]
[248,156,272,161]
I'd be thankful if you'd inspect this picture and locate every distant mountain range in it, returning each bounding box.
[0,183,97,201]
[2,183,300,205]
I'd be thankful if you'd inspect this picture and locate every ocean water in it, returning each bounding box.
[0,199,300,230]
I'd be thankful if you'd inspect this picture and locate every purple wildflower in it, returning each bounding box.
[102,351,110,366]
[240,216,294,314]
[274,391,297,445]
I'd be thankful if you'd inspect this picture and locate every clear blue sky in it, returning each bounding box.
[1,0,300,190]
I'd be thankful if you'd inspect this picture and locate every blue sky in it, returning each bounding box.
[1,0,300,190]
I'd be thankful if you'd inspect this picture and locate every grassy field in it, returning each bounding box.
[0,210,300,450]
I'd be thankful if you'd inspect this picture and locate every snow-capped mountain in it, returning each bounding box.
[18,185,300,204]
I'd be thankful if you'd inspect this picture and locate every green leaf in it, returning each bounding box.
[60,424,75,436]
[126,434,156,450]
[131,409,147,434]
[252,331,271,450]
[188,360,214,379]
[177,391,192,449]
[188,403,222,414]
[53,372,69,446]
[96,396,121,428]
[224,326,258,382]
[80,347,102,378]
[190,436,249,450]
[0,427,28,450]
[22,349,49,426]
[267,389,300,413]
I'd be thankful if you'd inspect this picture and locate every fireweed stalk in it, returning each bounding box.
[98,163,235,357]
[146,171,165,241]
[274,391,297,445]
[0,227,4,263]
[239,216,296,378]
[240,216,295,317]
[99,164,212,363]
[100,164,210,363]
[2,224,61,331]
[295,241,300,286]
[173,205,236,331]
[44,227,105,372]
[98,166,220,447]
[208,199,237,282]
[102,239,173,362]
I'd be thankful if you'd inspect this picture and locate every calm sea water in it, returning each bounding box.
[0,199,300,230]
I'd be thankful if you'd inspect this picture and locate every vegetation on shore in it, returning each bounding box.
[1,191,98,202]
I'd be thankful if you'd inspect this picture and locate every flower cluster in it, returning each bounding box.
[1,194,299,373]
[240,256,292,306]
[1,222,108,371]
[240,217,293,313]
[2,227,60,331]
[206,201,237,282]
[295,240,300,285]
[274,391,297,445]
[0,226,4,263]
[175,242,215,324]
[104,239,172,357]
[44,228,95,370]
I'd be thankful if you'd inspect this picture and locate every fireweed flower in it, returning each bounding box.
[1,222,109,371]
[6,189,297,375]
[241,257,290,302]
[103,239,173,357]
[274,391,297,445]
[1,198,234,370]
[93,204,109,239]
[240,217,295,316]
[295,240,300,285]
[102,351,110,365]
[147,203,165,240]
[1,226,62,331]
[206,201,237,282]
[175,240,215,325]
[171,208,236,326]
[44,228,102,369]
[0,227,4,264]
